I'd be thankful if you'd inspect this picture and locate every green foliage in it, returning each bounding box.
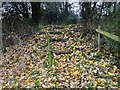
[40,3,78,25]
[62,15,78,24]
[43,59,48,68]
[82,52,86,57]
[30,70,41,76]
[31,22,46,32]
[47,36,53,68]
[43,36,53,68]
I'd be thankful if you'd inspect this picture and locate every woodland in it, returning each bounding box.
[0,1,120,89]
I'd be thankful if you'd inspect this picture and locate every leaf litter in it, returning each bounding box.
[0,24,119,89]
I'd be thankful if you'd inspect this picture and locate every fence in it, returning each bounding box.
[96,26,120,50]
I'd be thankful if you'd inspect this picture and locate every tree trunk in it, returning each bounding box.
[113,2,116,13]
[65,2,69,16]
[31,2,41,23]
[81,2,91,23]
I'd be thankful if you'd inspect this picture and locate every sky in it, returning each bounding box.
[70,2,80,15]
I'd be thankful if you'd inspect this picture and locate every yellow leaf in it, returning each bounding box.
[68,54,71,57]
[60,62,63,67]
[53,77,57,82]
[100,83,105,87]
[101,63,106,67]
[61,46,64,51]
[97,78,101,84]
[102,56,105,59]
[76,50,79,55]
[88,75,92,80]
[93,81,97,87]
[73,71,77,75]
[25,79,29,83]
[108,72,114,76]
[89,60,94,65]
[52,43,54,46]
[69,65,73,68]
[64,55,67,59]
[110,81,117,86]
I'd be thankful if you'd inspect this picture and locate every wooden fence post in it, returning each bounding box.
[98,33,101,51]
[98,26,101,51]
[0,4,3,65]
